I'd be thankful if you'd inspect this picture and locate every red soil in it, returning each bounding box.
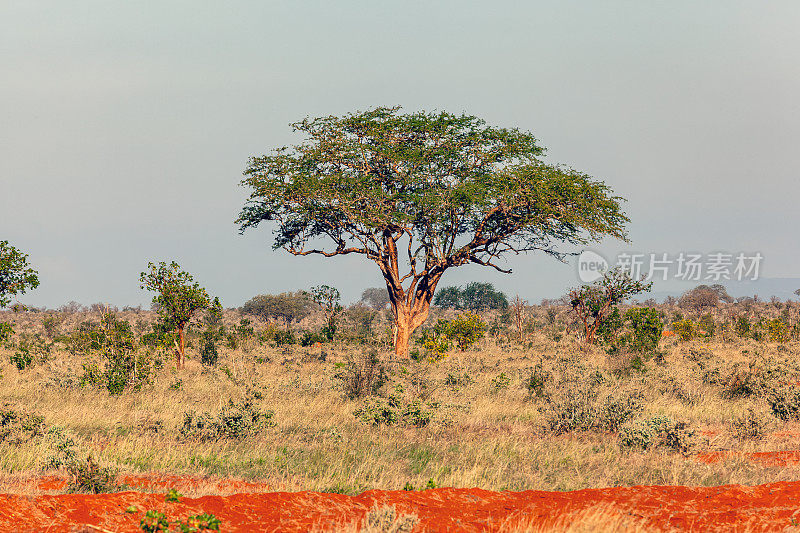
[3,478,800,532]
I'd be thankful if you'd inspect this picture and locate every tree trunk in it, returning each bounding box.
[392,302,433,359]
[178,326,185,367]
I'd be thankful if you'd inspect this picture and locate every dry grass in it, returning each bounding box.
[1,306,800,496]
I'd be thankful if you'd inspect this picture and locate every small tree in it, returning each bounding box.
[139,261,211,367]
[238,107,629,357]
[444,312,486,351]
[510,296,529,342]
[0,240,40,309]
[569,268,652,344]
[433,287,462,309]
[360,287,391,311]
[242,291,314,328]
[310,285,343,340]
[461,282,508,312]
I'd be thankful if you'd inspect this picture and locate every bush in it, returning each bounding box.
[540,368,605,434]
[199,329,219,366]
[491,372,511,392]
[0,322,13,346]
[273,329,296,347]
[9,334,52,370]
[698,314,715,338]
[0,406,44,444]
[353,395,437,428]
[66,456,120,494]
[622,308,663,352]
[524,364,551,398]
[767,319,790,342]
[765,385,800,421]
[734,316,751,338]
[729,408,774,440]
[443,312,486,351]
[181,391,275,440]
[619,415,695,452]
[333,350,388,399]
[672,319,695,341]
[597,390,644,431]
[78,313,152,395]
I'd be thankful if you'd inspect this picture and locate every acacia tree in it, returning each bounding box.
[569,267,652,344]
[0,240,40,309]
[139,261,211,367]
[238,107,629,357]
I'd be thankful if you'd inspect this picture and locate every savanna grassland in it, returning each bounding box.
[2,297,800,502]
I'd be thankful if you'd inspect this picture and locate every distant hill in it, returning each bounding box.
[636,278,800,303]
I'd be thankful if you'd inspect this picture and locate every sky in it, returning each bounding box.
[2,1,800,308]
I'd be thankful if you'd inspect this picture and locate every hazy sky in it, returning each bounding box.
[3,2,800,308]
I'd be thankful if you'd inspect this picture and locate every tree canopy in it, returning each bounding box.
[0,240,40,309]
[238,106,629,356]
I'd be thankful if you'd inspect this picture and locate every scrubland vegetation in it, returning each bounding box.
[2,284,800,497]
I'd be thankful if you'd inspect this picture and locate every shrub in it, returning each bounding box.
[443,312,486,351]
[0,406,44,444]
[597,390,644,431]
[698,314,715,337]
[491,372,511,392]
[333,350,388,399]
[619,415,695,452]
[540,369,605,434]
[181,391,275,440]
[734,316,751,338]
[729,408,774,440]
[77,312,152,395]
[767,319,790,342]
[140,511,221,533]
[9,334,52,370]
[524,364,551,398]
[622,308,663,352]
[66,456,120,494]
[0,322,14,345]
[199,329,219,366]
[353,395,437,428]
[672,319,695,341]
[273,329,296,347]
[765,385,800,421]
[42,426,79,470]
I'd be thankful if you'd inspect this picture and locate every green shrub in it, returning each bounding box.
[0,406,44,444]
[622,307,663,352]
[734,316,751,338]
[181,391,275,440]
[698,314,715,337]
[491,372,511,392]
[524,364,551,398]
[443,312,486,351]
[199,329,219,366]
[619,415,695,452]
[0,322,13,346]
[353,395,437,428]
[597,390,644,431]
[78,312,152,395]
[273,329,296,347]
[672,319,695,341]
[767,319,790,342]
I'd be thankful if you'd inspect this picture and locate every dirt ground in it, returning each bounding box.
[2,474,800,532]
